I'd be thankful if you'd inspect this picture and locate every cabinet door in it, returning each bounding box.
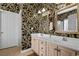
[31,38,39,54]
[47,42,58,56]
[58,46,76,56]
[76,52,79,56]
[39,40,47,56]
[31,38,35,50]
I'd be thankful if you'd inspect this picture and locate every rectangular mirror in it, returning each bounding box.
[56,9,77,32]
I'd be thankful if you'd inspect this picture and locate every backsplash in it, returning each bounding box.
[0,3,79,50]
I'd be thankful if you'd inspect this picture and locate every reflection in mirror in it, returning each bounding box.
[64,19,68,31]
[57,9,77,32]
[57,20,64,31]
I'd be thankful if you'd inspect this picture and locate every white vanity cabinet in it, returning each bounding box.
[31,38,79,56]
[31,34,79,56]
[31,38,47,56]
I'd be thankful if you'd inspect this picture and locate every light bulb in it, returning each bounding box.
[38,10,41,14]
[42,8,45,12]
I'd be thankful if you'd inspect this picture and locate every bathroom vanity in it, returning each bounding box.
[31,33,79,56]
[31,4,79,56]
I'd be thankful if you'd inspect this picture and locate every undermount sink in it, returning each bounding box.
[50,35,79,48]
[61,37,79,47]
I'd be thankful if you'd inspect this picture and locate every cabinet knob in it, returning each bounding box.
[41,47,43,49]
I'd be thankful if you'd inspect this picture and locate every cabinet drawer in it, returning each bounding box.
[39,40,46,50]
[39,51,46,56]
[39,40,47,56]
[39,46,47,56]
[40,47,46,52]
[31,39,39,54]
[77,52,79,56]
[40,41,46,46]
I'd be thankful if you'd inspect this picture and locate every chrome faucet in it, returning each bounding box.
[62,37,67,41]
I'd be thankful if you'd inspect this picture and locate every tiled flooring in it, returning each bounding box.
[0,47,37,56]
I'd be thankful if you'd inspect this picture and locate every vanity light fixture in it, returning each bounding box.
[42,8,46,12]
[38,10,41,14]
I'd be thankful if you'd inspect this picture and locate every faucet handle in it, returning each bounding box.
[62,37,67,41]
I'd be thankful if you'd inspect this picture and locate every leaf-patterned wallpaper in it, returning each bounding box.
[0,3,79,50]
[0,3,20,13]
[21,3,56,50]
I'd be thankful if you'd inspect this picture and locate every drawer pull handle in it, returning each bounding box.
[54,48,57,50]
[41,47,43,49]
[41,42,43,44]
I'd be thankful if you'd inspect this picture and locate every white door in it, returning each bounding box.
[0,10,21,49]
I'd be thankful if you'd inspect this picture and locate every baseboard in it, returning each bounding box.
[0,46,19,50]
[21,48,34,56]
[21,48,32,53]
